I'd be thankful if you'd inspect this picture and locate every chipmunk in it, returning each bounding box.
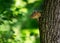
[31,11,41,21]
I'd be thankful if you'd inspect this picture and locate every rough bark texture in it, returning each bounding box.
[40,0,60,43]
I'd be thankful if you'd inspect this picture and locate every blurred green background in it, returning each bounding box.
[0,0,44,43]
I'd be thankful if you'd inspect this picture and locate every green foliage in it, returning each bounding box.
[0,0,44,43]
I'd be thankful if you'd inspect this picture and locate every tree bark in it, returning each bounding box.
[39,0,60,43]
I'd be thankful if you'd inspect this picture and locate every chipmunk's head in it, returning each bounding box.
[31,11,41,19]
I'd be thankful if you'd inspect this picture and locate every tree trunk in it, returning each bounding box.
[39,0,60,43]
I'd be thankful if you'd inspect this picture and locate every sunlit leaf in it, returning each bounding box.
[15,0,27,7]
[27,0,38,3]
[19,8,28,14]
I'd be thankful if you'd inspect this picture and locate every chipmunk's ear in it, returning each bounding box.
[31,11,36,17]
[34,10,37,12]
[34,10,38,13]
